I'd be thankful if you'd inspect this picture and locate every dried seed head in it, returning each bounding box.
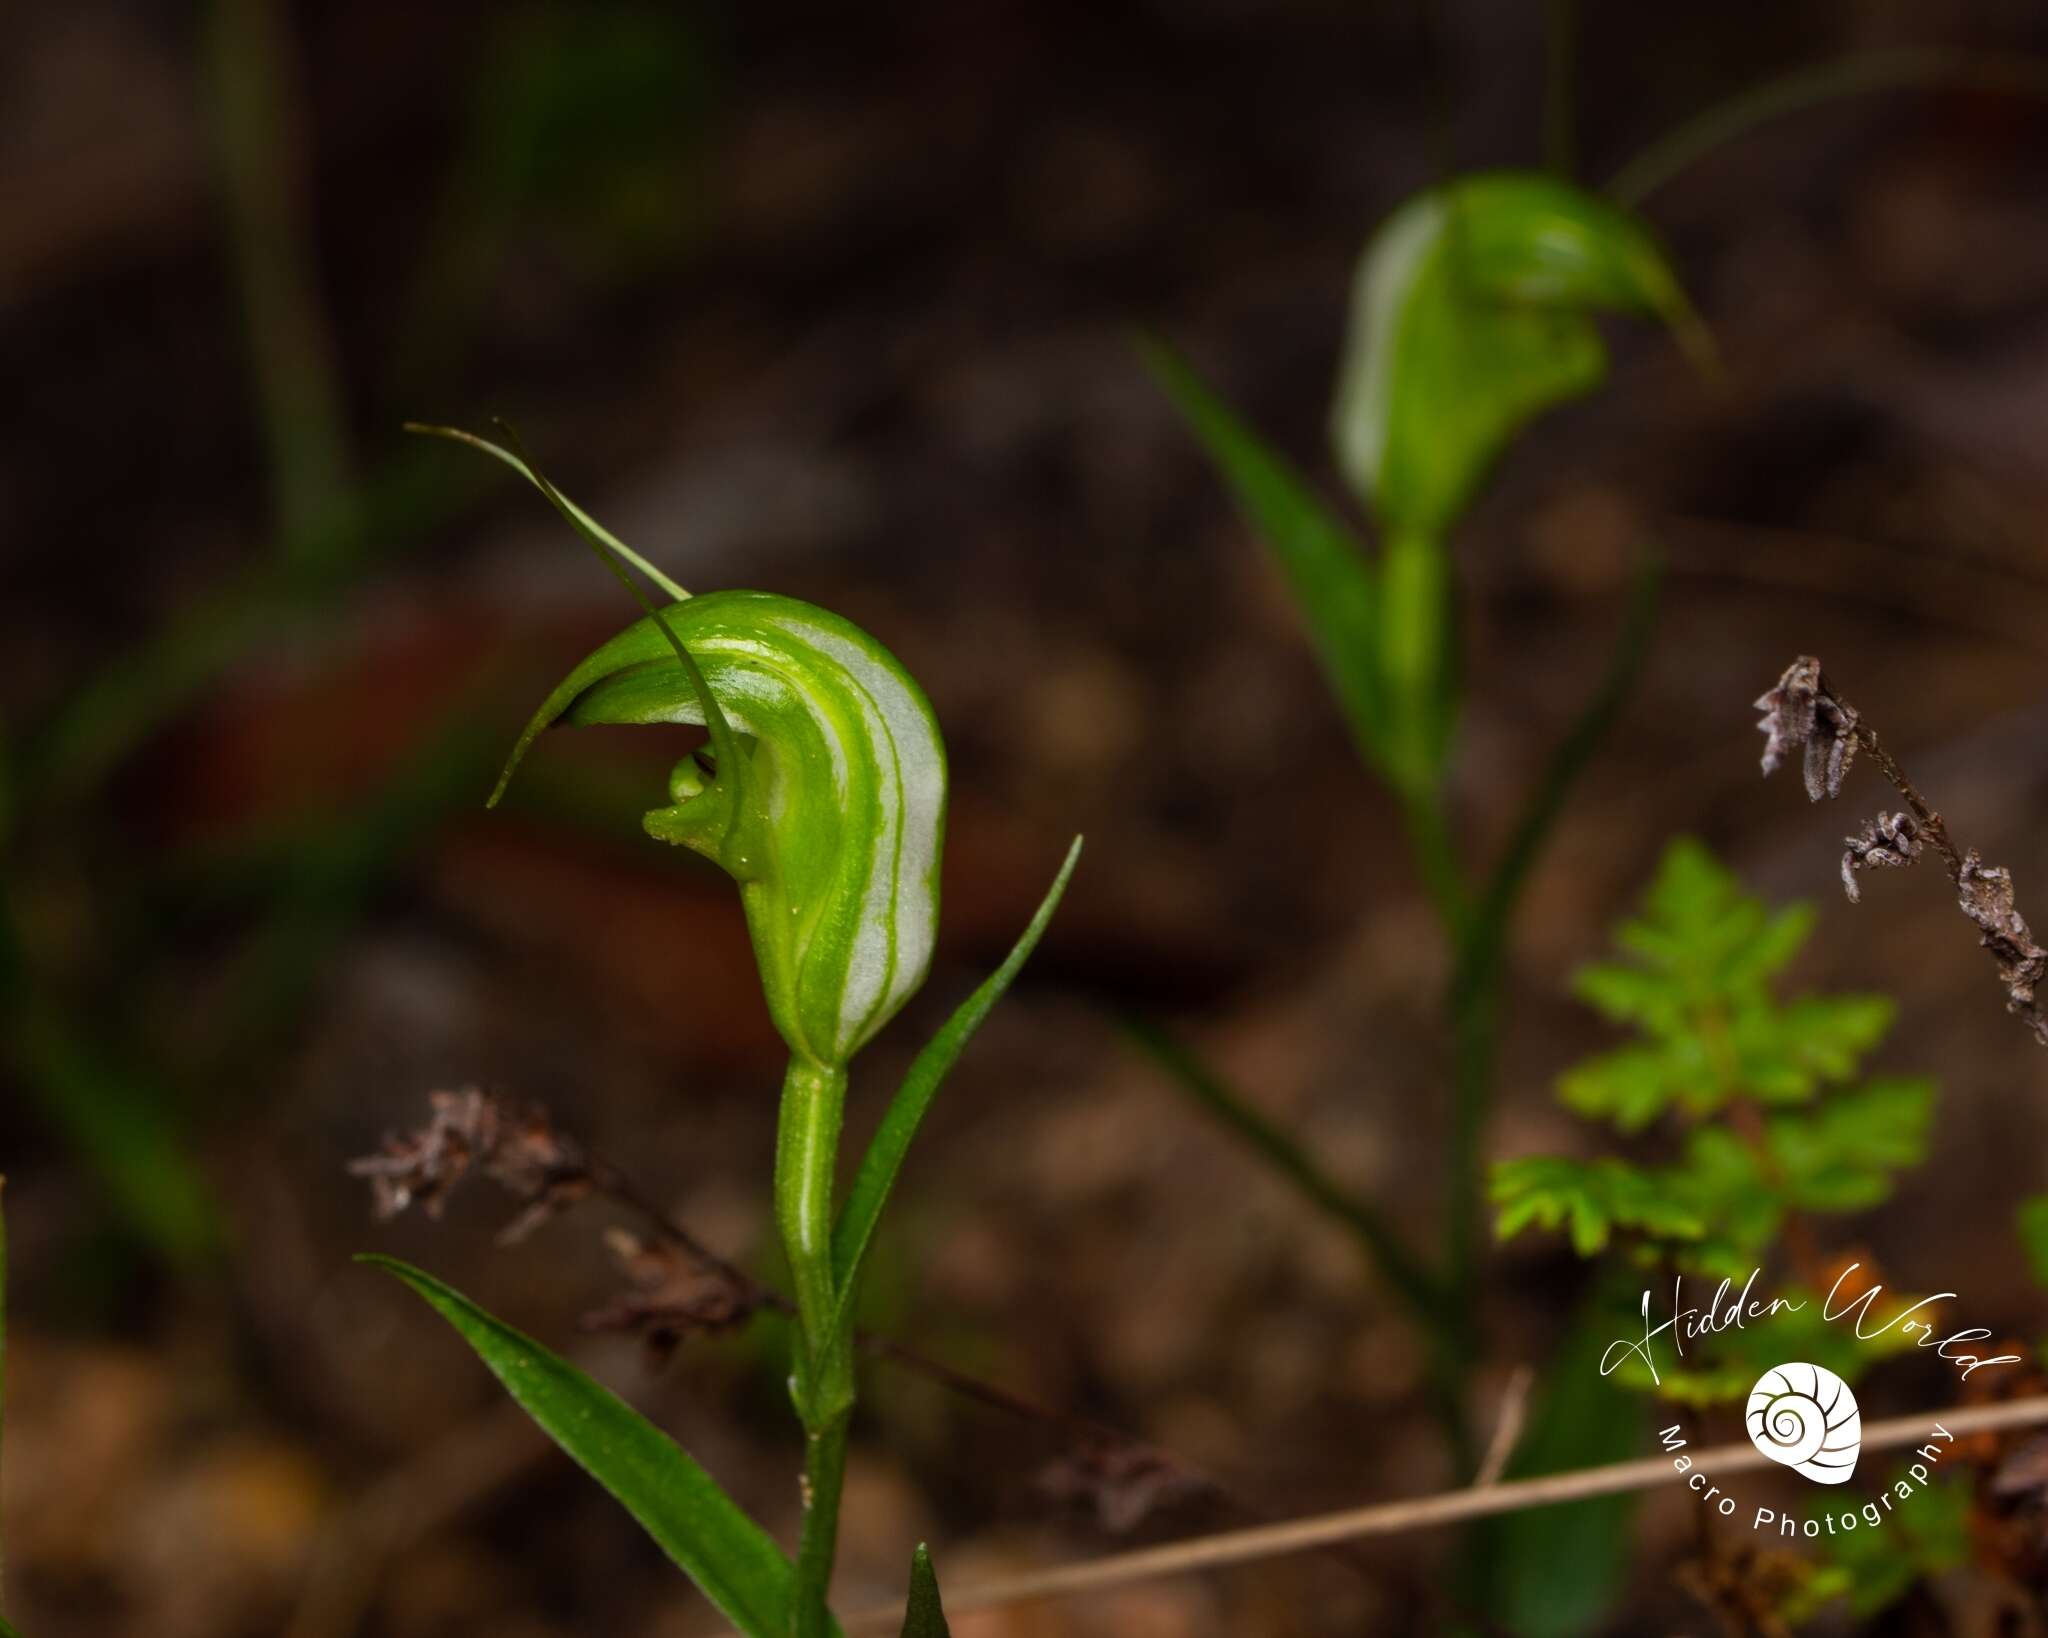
[1755,656,1860,800]
[348,1088,591,1241]
[1840,811,1921,903]
[1957,852,2048,1045]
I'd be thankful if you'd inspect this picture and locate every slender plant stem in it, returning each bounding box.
[1608,48,2048,209]
[1117,1015,1475,1470]
[774,1059,849,1403]
[1401,789,1469,935]
[1438,552,1662,1457]
[1118,1017,1441,1319]
[1452,552,1662,1016]
[772,1056,855,1635]
[827,1395,2048,1634]
[1841,716,1964,879]
[792,1420,850,1638]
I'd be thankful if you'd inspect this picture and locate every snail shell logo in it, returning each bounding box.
[1746,1362,1861,1484]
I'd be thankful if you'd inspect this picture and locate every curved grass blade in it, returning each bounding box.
[900,1543,952,1638]
[1118,1015,1442,1324]
[1608,49,2048,209]
[829,836,1082,1318]
[363,1255,817,1638]
[403,422,690,602]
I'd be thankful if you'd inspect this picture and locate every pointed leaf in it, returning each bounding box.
[1139,337,1386,772]
[1490,1155,1704,1255]
[1767,1077,1933,1210]
[900,1543,952,1638]
[363,1256,816,1638]
[830,838,1081,1320]
[1332,172,1706,537]
[1474,1300,1642,1638]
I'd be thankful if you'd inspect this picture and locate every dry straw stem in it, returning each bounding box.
[812,1396,2048,1634]
[1755,656,2048,1046]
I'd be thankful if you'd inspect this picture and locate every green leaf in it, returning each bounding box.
[364,1256,816,1638]
[1669,1127,1782,1269]
[900,1543,952,1638]
[1612,841,1796,998]
[2018,1194,2048,1288]
[1783,1470,1971,1622]
[830,839,1082,1319]
[1572,961,1684,1034]
[1491,1156,1704,1255]
[1557,840,1895,1127]
[1768,1077,1933,1211]
[1473,1297,1642,1638]
[1138,336,1387,774]
[1733,993,1894,1103]
[1557,1039,1704,1132]
[1331,173,1706,538]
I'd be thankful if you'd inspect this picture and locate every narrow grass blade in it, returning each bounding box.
[1118,1015,1443,1327]
[1453,547,1661,1008]
[1137,337,1387,771]
[900,1544,952,1638]
[1608,49,2048,209]
[404,422,689,601]
[830,837,1082,1314]
[364,1255,815,1638]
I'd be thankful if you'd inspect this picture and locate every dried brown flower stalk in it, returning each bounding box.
[348,1088,594,1244]
[351,1088,1232,1536]
[1756,656,2048,1045]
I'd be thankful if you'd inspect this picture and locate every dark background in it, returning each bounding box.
[5,1,2048,1633]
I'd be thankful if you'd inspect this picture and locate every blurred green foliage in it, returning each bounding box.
[1,0,729,1268]
[1495,840,1931,1403]
[1783,1471,1972,1624]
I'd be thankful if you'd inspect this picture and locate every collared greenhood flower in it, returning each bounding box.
[493,589,947,1070]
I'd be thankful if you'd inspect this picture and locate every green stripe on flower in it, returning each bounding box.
[494,589,947,1069]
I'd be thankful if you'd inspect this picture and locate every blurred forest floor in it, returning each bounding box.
[5,1,2048,1634]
